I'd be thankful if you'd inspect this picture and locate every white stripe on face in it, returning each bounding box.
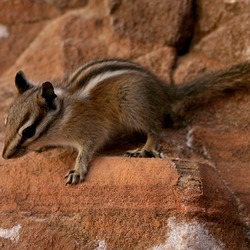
[18,116,35,137]
[54,88,64,97]
[3,114,34,158]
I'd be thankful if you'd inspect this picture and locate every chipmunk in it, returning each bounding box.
[2,58,250,185]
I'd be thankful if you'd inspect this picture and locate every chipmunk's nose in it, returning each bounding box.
[2,151,8,159]
[2,146,27,159]
[2,146,10,159]
[2,149,8,159]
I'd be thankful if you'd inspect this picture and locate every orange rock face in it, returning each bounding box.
[0,155,248,249]
[0,0,249,249]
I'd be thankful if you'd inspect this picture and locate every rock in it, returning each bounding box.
[106,0,195,53]
[0,0,88,75]
[194,0,250,42]
[185,90,250,219]
[0,1,61,25]
[173,54,225,84]
[136,47,176,82]
[193,13,250,64]
[0,156,248,249]
[2,7,176,82]
[0,0,249,248]
[2,10,108,82]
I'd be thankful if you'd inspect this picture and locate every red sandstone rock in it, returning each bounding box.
[0,0,249,249]
[136,47,176,82]
[0,0,88,75]
[106,0,195,52]
[0,156,248,249]
[173,54,225,84]
[193,13,250,64]
[195,0,250,42]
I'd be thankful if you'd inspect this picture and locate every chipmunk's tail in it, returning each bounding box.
[172,61,250,114]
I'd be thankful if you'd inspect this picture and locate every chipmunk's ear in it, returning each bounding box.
[41,81,57,102]
[37,81,57,110]
[15,70,33,94]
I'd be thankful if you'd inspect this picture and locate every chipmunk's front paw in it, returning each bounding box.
[125,149,163,158]
[65,169,86,185]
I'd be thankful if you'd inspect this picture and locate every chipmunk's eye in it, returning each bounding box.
[22,126,36,139]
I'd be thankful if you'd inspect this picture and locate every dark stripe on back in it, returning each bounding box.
[81,58,139,72]
[68,58,148,86]
[73,63,150,90]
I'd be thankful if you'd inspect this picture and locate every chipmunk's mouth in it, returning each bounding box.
[2,146,27,159]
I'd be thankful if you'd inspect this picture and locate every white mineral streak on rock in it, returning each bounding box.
[186,127,194,148]
[0,224,22,242]
[0,24,9,39]
[95,239,107,250]
[152,217,225,250]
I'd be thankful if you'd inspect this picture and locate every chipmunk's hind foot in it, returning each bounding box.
[124,131,164,158]
[124,148,163,158]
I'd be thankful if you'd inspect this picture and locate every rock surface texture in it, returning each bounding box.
[0,0,249,249]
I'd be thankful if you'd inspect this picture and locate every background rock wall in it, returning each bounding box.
[0,0,249,249]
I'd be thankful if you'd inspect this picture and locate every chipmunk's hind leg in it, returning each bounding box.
[125,131,163,158]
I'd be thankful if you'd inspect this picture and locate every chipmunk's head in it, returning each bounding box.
[2,71,58,159]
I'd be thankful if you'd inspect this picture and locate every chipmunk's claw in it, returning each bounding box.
[125,149,163,158]
[65,169,85,186]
